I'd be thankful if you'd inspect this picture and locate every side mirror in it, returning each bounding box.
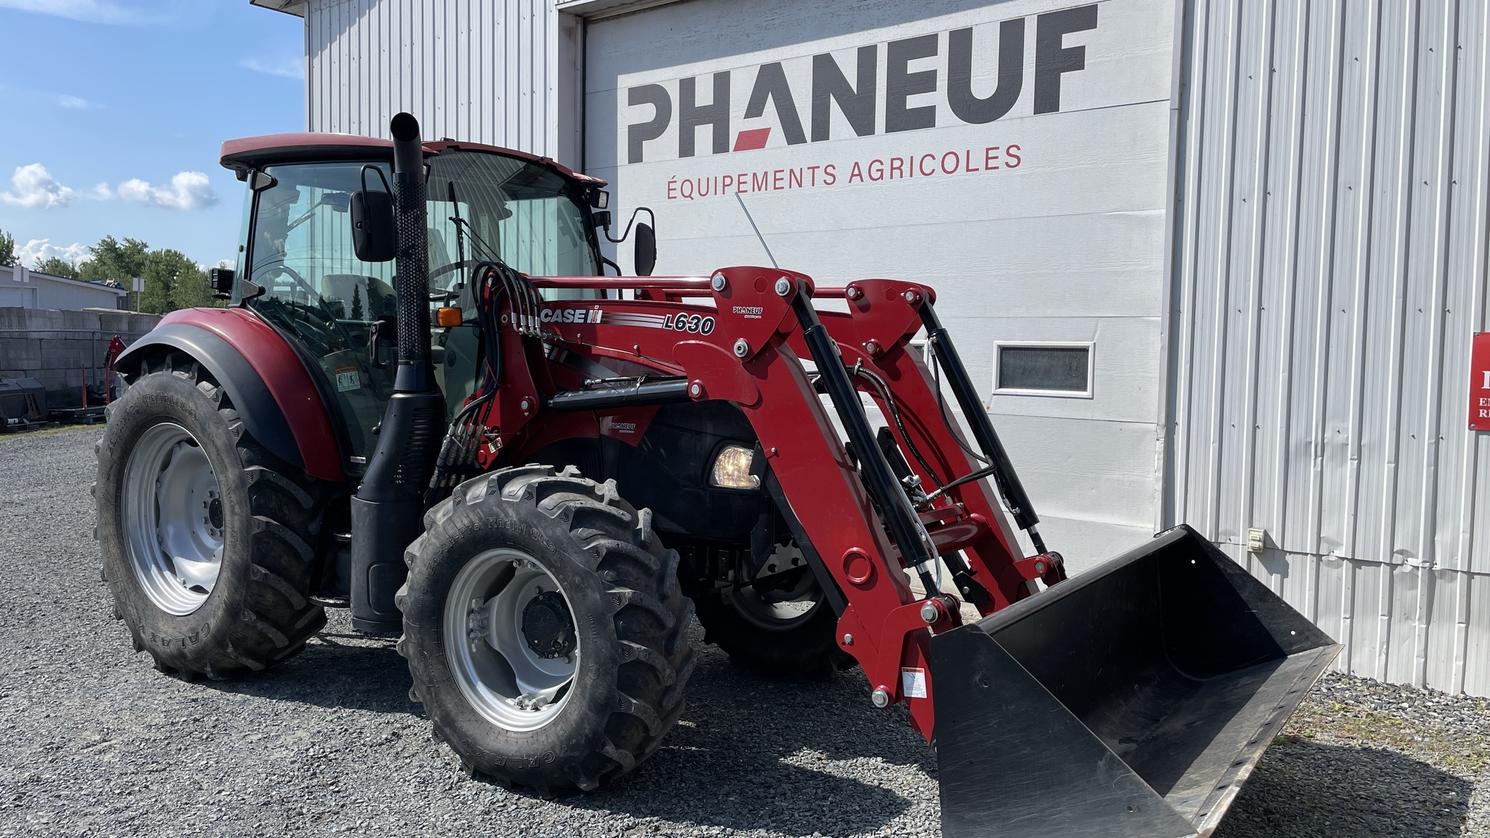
[350,189,396,263]
[210,267,235,299]
[634,222,656,276]
[592,210,612,230]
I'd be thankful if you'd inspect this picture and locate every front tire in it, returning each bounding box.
[397,465,694,792]
[95,353,326,677]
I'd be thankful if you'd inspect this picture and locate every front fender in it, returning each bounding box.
[117,308,344,482]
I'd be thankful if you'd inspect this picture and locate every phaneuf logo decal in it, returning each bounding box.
[624,4,1098,165]
[601,417,638,435]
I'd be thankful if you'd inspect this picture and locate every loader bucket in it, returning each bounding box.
[930,525,1340,838]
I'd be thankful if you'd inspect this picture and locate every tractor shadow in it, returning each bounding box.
[567,628,936,835]
[202,619,930,836]
[1217,738,1471,837]
[197,628,413,714]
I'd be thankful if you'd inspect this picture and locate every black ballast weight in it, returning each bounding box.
[931,525,1340,838]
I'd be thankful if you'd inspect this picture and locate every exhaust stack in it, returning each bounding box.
[350,112,444,634]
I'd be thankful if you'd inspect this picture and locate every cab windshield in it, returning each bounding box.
[427,150,600,281]
[246,151,598,307]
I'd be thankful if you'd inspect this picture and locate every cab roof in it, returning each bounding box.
[219,132,606,187]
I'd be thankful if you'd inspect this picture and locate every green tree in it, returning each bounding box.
[78,235,150,285]
[33,256,80,279]
[0,229,15,268]
[350,284,364,320]
[139,248,214,314]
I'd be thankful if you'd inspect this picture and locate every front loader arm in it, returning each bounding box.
[501,266,1055,739]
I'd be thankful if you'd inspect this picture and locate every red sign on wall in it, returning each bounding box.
[1472,333,1490,431]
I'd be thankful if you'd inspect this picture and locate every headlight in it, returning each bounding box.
[709,445,760,489]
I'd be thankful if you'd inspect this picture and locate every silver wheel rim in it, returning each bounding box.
[122,422,225,616]
[443,548,579,732]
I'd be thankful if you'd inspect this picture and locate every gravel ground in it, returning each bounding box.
[1,425,1487,837]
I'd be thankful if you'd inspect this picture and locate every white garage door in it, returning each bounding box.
[583,0,1176,566]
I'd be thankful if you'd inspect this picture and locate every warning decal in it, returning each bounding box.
[900,667,928,700]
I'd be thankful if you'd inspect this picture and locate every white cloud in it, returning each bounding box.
[16,239,90,269]
[115,171,217,210]
[90,182,112,200]
[0,163,76,209]
[56,94,92,109]
[0,0,154,25]
[240,56,304,80]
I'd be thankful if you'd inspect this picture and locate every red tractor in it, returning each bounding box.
[95,114,1338,836]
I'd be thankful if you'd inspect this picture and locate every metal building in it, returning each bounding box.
[0,265,128,310]
[253,0,1490,696]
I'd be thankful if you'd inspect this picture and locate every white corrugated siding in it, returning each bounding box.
[1167,0,1490,694]
[304,0,561,157]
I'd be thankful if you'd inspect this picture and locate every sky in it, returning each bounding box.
[0,0,305,270]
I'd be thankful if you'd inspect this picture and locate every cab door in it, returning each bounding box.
[245,161,399,466]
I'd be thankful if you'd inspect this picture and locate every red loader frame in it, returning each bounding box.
[466,265,1067,739]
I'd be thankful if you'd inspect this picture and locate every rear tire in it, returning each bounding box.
[95,353,326,677]
[397,465,694,792]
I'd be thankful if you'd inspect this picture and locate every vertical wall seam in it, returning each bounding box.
[1271,0,1309,597]
[1236,0,1275,584]
[1306,0,1345,576]
[1172,0,1212,529]
[1412,0,1461,687]
[1205,0,1245,540]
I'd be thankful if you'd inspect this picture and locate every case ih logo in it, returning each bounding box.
[539,307,603,324]
[626,4,1098,164]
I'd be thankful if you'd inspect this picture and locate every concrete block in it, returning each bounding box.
[24,309,64,330]
[0,338,42,368]
[39,339,94,370]
[94,312,131,333]
[97,311,161,336]
[59,309,100,331]
[0,307,32,331]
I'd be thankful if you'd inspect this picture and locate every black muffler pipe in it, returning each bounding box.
[350,112,445,634]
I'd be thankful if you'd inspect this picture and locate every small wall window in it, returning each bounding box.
[992,342,1094,398]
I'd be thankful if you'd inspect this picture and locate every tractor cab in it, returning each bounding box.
[215,134,620,464]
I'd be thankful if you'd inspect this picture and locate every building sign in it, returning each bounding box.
[608,0,1171,214]
[1472,332,1490,431]
[624,5,1097,165]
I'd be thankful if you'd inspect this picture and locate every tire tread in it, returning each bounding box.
[99,352,326,677]
[399,464,693,792]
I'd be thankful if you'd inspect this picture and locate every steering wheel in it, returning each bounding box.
[429,258,485,285]
[258,263,359,348]
[261,262,322,303]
